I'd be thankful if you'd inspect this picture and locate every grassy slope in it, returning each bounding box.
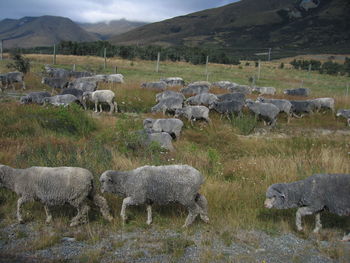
[0,54,350,259]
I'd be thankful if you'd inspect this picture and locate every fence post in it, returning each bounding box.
[156,52,160,73]
[0,39,3,61]
[205,56,209,75]
[300,80,304,89]
[257,60,261,80]
[73,64,76,71]
[103,48,107,70]
[115,65,118,74]
[268,48,272,61]
[346,83,349,98]
[53,44,56,65]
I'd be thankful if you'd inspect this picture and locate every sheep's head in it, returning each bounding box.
[143,118,154,129]
[20,96,30,104]
[100,171,125,196]
[174,108,184,118]
[82,92,92,101]
[41,78,47,84]
[264,183,287,209]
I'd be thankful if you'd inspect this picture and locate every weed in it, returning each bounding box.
[162,237,195,259]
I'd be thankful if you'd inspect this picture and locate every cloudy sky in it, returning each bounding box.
[0,0,239,23]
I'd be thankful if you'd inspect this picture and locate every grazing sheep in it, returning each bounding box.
[284,88,310,96]
[155,90,185,103]
[264,174,350,241]
[42,77,69,94]
[69,71,92,78]
[105,74,124,83]
[0,72,25,92]
[217,93,245,103]
[309,98,335,113]
[211,81,234,89]
[160,77,185,87]
[44,65,70,79]
[141,81,167,90]
[336,109,350,126]
[143,131,174,151]
[100,165,209,227]
[43,94,80,107]
[83,90,117,114]
[20,91,51,104]
[252,86,276,95]
[175,106,210,124]
[143,118,184,139]
[290,100,314,117]
[227,84,252,94]
[185,93,218,107]
[0,164,113,226]
[60,88,86,109]
[246,100,280,126]
[209,100,245,118]
[151,97,183,114]
[257,98,292,122]
[181,81,210,95]
[68,77,98,92]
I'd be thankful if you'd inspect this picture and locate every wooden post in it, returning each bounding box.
[0,40,3,61]
[156,52,160,73]
[53,44,56,65]
[103,48,107,70]
[205,56,209,75]
[268,48,271,61]
[300,80,304,89]
[257,60,261,80]
[115,65,118,74]
[73,64,76,71]
[346,83,349,98]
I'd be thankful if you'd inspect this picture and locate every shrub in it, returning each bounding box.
[231,115,257,135]
[6,50,31,74]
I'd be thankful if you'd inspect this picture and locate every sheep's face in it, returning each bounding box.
[41,78,46,84]
[99,174,114,194]
[82,92,92,101]
[174,109,184,118]
[264,184,286,209]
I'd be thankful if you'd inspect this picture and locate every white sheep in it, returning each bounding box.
[0,165,113,226]
[83,90,117,113]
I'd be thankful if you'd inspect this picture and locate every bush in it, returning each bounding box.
[231,115,257,135]
[6,50,31,74]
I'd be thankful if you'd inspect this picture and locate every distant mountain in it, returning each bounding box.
[110,0,350,53]
[79,19,147,40]
[0,16,98,48]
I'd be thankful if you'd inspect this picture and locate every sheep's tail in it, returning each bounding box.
[89,181,113,222]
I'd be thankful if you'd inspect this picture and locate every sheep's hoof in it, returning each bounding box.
[200,215,210,224]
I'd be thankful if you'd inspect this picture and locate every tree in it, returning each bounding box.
[7,50,30,74]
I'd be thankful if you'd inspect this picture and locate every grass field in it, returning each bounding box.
[0,54,349,260]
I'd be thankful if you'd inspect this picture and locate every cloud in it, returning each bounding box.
[0,0,239,23]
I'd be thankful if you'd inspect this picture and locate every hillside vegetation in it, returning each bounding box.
[0,54,349,261]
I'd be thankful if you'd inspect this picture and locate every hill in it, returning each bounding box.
[79,19,147,40]
[0,16,98,49]
[110,0,350,54]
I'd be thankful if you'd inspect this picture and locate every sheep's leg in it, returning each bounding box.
[108,102,113,114]
[94,101,98,112]
[195,194,209,224]
[296,207,314,231]
[99,103,103,113]
[114,102,118,113]
[70,203,90,227]
[44,205,52,224]
[120,197,135,225]
[146,205,152,225]
[183,202,200,228]
[22,81,26,90]
[17,197,27,223]
[313,213,322,233]
[347,118,350,127]
[11,82,15,91]
[92,194,113,222]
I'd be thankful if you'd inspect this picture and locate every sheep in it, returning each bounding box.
[246,100,280,126]
[308,98,335,113]
[106,74,124,83]
[160,77,185,87]
[290,100,314,117]
[151,97,183,114]
[60,88,86,109]
[68,77,98,92]
[83,90,117,114]
[141,81,167,90]
[44,65,70,79]
[143,118,184,139]
[20,91,51,104]
[209,100,245,118]
[0,164,113,226]
[211,81,233,89]
[43,94,80,107]
[155,90,185,103]
[257,98,292,122]
[217,92,245,103]
[264,174,350,241]
[175,106,210,124]
[185,93,218,107]
[227,84,252,94]
[42,77,69,94]
[143,131,174,151]
[0,72,25,92]
[252,86,276,95]
[336,109,350,126]
[181,81,210,95]
[100,165,209,227]
[284,88,310,96]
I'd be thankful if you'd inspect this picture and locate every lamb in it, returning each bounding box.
[246,100,280,126]
[160,77,185,87]
[252,86,276,95]
[181,81,210,95]
[264,174,350,241]
[43,94,80,107]
[141,81,167,90]
[0,164,113,226]
[83,90,117,114]
[20,91,51,104]
[42,77,69,94]
[209,100,245,118]
[100,165,209,227]
[151,97,183,114]
[106,74,124,83]
[185,93,218,107]
[257,98,292,121]
[284,88,310,96]
[143,118,184,139]
[175,106,210,124]
[336,109,350,126]
[155,90,185,103]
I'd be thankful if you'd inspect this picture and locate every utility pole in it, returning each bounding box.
[156,52,160,73]
[104,47,107,70]
[53,44,56,65]
[268,48,272,61]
